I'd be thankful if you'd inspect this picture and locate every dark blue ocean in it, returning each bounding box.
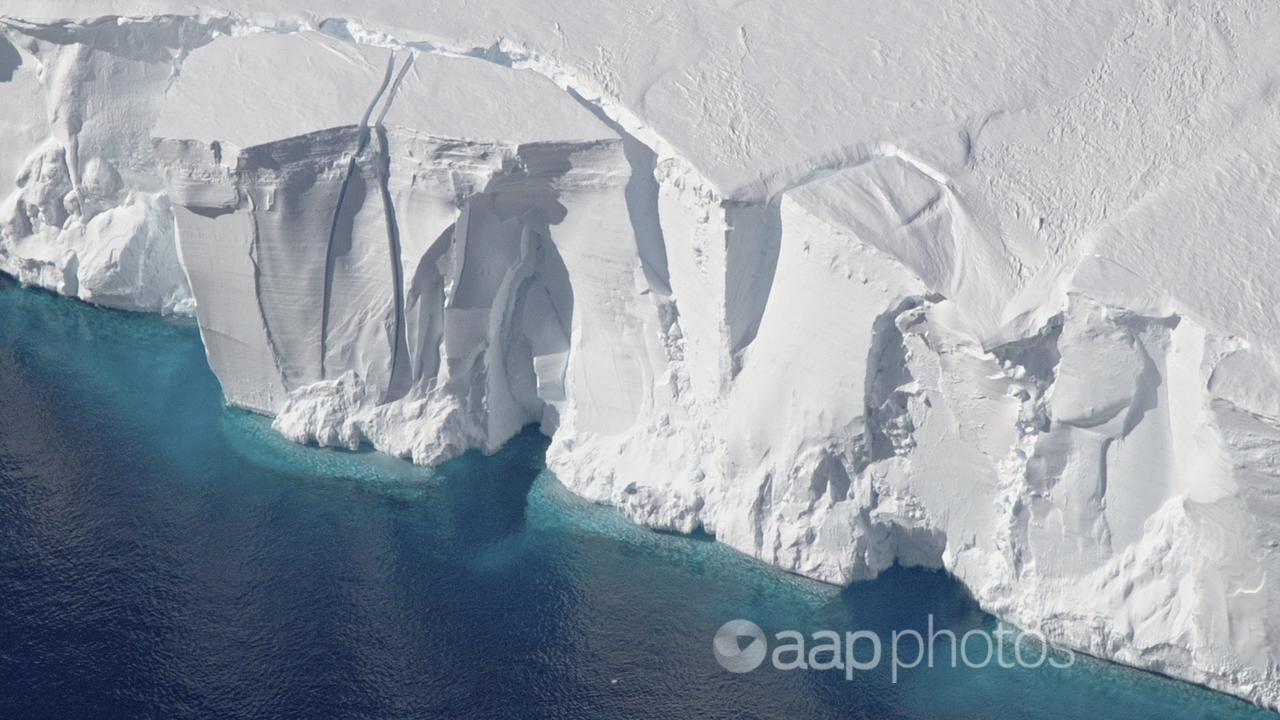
[0,279,1271,720]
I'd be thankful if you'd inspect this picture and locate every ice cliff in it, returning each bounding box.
[2,2,1279,710]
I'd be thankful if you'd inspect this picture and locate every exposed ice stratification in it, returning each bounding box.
[2,4,1280,711]
[154,31,671,462]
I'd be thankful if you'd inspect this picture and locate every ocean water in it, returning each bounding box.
[0,280,1271,720]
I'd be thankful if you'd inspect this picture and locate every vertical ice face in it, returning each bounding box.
[152,32,669,462]
[2,8,1280,711]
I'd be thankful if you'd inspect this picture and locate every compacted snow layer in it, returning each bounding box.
[2,5,1279,710]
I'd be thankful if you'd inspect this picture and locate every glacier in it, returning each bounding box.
[2,1,1279,710]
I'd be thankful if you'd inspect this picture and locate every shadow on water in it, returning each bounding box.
[432,427,548,546]
[653,524,718,543]
[0,280,1274,720]
[829,564,990,634]
[0,282,576,719]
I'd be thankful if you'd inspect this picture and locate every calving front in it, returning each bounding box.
[1,6,1278,712]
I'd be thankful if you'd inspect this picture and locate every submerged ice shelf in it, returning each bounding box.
[2,3,1279,711]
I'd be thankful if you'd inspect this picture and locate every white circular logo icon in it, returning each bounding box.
[713,619,767,673]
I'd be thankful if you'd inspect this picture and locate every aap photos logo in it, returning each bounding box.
[713,619,768,673]
[712,616,1076,682]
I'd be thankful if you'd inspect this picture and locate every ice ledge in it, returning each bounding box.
[2,9,1279,713]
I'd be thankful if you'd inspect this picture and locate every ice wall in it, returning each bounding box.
[154,33,669,464]
[1,8,1279,711]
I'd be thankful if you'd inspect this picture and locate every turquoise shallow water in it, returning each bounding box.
[0,279,1272,720]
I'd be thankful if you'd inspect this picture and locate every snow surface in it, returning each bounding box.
[2,2,1280,710]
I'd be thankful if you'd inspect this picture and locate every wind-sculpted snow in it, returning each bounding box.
[2,5,1280,711]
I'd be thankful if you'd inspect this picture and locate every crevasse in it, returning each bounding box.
[1,11,1278,711]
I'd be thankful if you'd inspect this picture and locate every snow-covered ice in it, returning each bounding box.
[2,1,1279,709]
